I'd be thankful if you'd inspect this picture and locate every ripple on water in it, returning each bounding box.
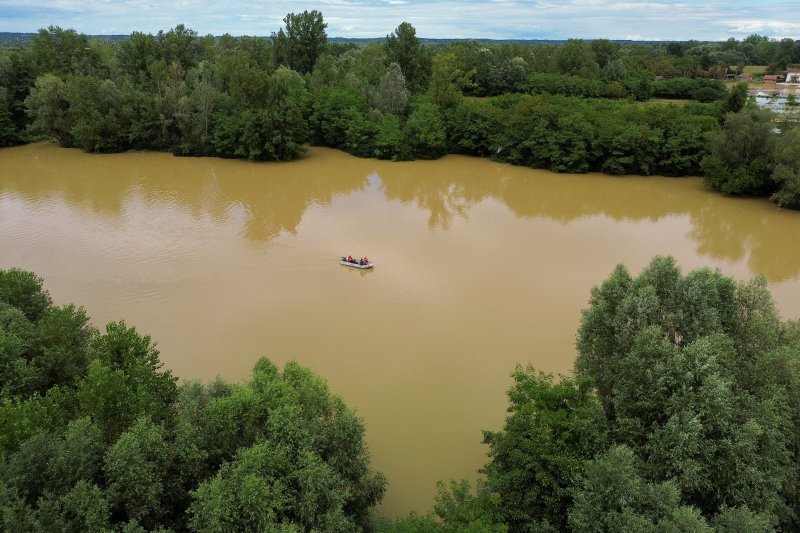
[3,144,800,517]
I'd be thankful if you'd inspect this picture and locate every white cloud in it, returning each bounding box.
[0,0,798,40]
[724,19,800,34]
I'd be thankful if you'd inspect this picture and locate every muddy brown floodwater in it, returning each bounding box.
[2,142,800,515]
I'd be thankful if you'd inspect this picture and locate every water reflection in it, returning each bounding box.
[378,155,800,282]
[0,143,370,242]
[750,88,800,126]
[2,142,800,515]
[2,143,800,283]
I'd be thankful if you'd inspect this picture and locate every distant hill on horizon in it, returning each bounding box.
[0,31,690,47]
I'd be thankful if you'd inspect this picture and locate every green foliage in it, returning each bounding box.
[591,39,620,69]
[374,479,507,533]
[24,73,71,145]
[0,269,52,323]
[575,257,797,527]
[651,77,726,101]
[374,112,407,160]
[0,268,96,399]
[30,26,92,76]
[386,22,431,92]
[701,108,777,195]
[0,268,385,531]
[58,480,113,532]
[404,101,447,159]
[722,82,749,114]
[156,24,203,72]
[104,417,170,528]
[445,98,504,157]
[375,513,444,533]
[496,95,595,173]
[770,127,800,209]
[27,304,94,394]
[0,88,20,146]
[189,358,385,531]
[568,446,709,532]
[526,72,605,98]
[554,39,599,78]
[711,506,778,532]
[76,321,176,443]
[311,85,368,148]
[372,62,409,115]
[275,10,328,74]
[599,121,663,175]
[433,479,507,532]
[210,66,309,161]
[482,368,607,530]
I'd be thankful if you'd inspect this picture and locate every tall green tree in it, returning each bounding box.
[590,39,620,69]
[429,52,467,109]
[104,417,170,528]
[157,24,204,71]
[701,108,777,195]
[275,10,328,74]
[554,39,599,78]
[0,88,19,146]
[29,26,90,76]
[372,62,409,115]
[117,31,159,86]
[24,73,71,145]
[188,359,386,531]
[404,101,447,159]
[482,368,607,531]
[770,127,800,209]
[575,257,796,526]
[385,22,431,92]
[568,446,709,532]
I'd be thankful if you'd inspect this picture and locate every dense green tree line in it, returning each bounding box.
[1,14,800,209]
[0,268,385,531]
[701,107,800,208]
[380,256,800,531]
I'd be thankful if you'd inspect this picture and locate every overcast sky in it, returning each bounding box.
[1,1,798,41]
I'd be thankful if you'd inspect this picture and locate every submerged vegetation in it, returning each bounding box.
[1,13,800,207]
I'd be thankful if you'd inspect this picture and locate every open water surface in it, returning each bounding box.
[2,143,800,514]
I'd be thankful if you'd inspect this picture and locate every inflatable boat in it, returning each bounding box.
[340,257,373,269]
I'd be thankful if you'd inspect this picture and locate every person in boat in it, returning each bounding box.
[362,257,369,265]
[347,255,354,263]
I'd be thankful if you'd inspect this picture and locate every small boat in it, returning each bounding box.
[340,257,373,269]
